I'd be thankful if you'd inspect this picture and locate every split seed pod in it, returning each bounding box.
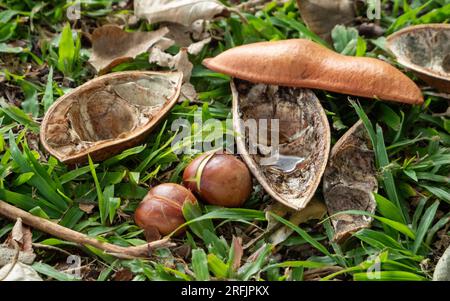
[323,121,378,243]
[387,24,450,93]
[41,71,183,165]
[134,183,197,238]
[231,80,331,211]
[296,0,355,42]
[203,39,423,104]
[183,152,252,207]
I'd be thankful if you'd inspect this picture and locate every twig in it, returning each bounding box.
[0,200,174,259]
[32,243,73,257]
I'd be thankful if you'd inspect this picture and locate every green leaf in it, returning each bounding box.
[376,125,407,223]
[59,164,98,184]
[182,201,215,239]
[29,206,50,219]
[88,156,107,225]
[13,171,35,186]
[32,262,81,281]
[374,193,404,223]
[353,271,427,281]
[332,25,359,56]
[262,261,328,272]
[332,210,415,239]
[207,253,228,279]
[412,201,439,254]
[0,42,23,53]
[57,23,76,75]
[42,67,54,112]
[192,249,210,281]
[0,103,39,133]
[239,244,272,281]
[269,212,334,258]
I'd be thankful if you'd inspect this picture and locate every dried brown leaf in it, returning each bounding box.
[90,25,169,74]
[0,262,42,281]
[134,0,231,27]
[296,0,355,42]
[267,199,327,246]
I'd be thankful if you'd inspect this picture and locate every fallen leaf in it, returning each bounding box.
[187,37,211,55]
[231,236,243,271]
[113,268,134,281]
[267,199,327,246]
[135,0,233,27]
[149,48,193,82]
[0,262,43,281]
[165,21,211,47]
[79,203,95,214]
[89,25,169,74]
[296,0,355,42]
[180,83,198,102]
[8,218,33,253]
[149,38,211,83]
[0,247,36,268]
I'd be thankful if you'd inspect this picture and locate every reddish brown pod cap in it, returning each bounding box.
[134,183,197,237]
[203,39,423,105]
[183,153,252,207]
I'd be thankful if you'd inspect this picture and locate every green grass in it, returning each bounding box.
[0,0,449,281]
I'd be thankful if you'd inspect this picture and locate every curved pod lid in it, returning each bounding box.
[41,71,183,165]
[204,39,423,104]
[387,24,450,93]
[323,121,378,243]
[232,79,331,211]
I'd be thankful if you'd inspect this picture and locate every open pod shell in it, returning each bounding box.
[323,121,378,243]
[231,79,331,211]
[387,24,450,93]
[41,71,183,165]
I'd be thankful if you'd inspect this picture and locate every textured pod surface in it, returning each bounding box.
[41,71,183,165]
[135,183,197,237]
[296,0,355,42]
[433,244,450,281]
[323,121,378,243]
[203,39,423,104]
[183,152,252,207]
[387,24,450,93]
[232,79,331,211]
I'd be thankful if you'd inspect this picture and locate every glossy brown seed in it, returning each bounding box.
[41,71,183,165]
[183,152,252,207]
[134,183,197,237]
[323,121,378,243]
[203,39,423,105]
[387,24,450,93]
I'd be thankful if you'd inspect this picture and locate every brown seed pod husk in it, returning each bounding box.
[387,24,450,93]
[296,0,355,42]
[231,79,331,211]
[203,39,424,105]
[41,71,183,165]
[323,121,378,243]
